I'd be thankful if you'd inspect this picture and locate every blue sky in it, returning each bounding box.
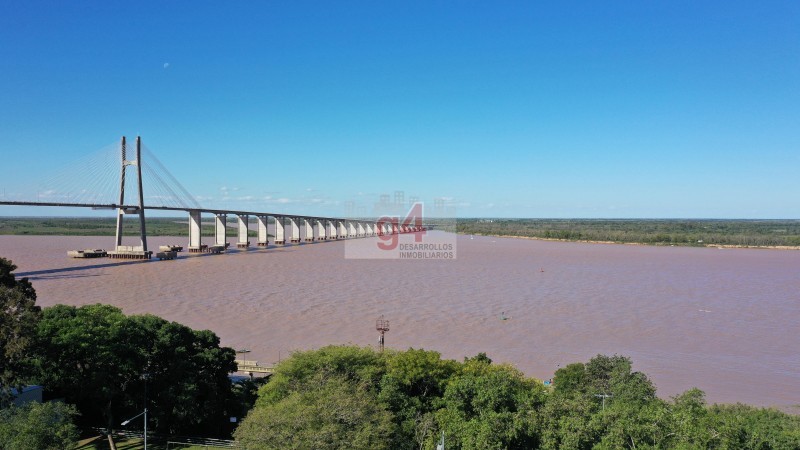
[1,1,798,218]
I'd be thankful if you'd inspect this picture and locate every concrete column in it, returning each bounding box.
[327,220,337,239]
[357,222,365,237]
[366,223,373,236]
[115,136,127,249]
[134,137,147,253]
[274,216,285,244]
[393,223,399,234]
[237,215,250,249]
[338,220,347,238]
[304,218,314,242]
[289,217,300,243]
[215,214,227,248]
[348,221,357,238]
[189,210,202,250]
[316,219,326,240]
[256,215,269,247]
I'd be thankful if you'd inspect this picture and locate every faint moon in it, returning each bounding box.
[163,62,170,69]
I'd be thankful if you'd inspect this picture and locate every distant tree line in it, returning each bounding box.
[457,219,800,247]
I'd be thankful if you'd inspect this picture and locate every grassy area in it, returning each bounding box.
[75,435,233,450]
[76,435,145,450]
[457,218,800,248]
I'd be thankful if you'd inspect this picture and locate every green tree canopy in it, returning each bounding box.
[236,373,394,450]
[0,401,79,450]
[0,257,41,405]
[436,363,545,450]
[378,348,460,449]
[256,345,386,407]
[238,347,800,450]
[33,303,236,435]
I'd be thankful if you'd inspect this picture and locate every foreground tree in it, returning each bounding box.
[436,358,545,450]
[0,257,41,405]
[236,374,394,450]
[256,345,387,407]
[34,304,236,436]
[378,348,459,449]
[707,403,800,449]
[237,346,800,449]
[0,401,79,450]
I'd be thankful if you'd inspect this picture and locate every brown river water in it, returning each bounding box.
[2,233,798,409]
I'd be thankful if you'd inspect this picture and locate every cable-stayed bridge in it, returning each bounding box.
[0,136,427,259]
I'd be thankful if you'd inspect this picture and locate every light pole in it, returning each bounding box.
[237,348,251,363]
[594,393,612,411]
[121,373,149,449]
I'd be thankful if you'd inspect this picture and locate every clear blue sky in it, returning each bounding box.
[1,1,798,218]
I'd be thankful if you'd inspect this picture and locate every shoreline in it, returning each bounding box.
[460,232,800,251]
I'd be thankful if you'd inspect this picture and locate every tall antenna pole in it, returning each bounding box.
[376,316,389,352]
[115,136,127,248]
[136,136,147,252]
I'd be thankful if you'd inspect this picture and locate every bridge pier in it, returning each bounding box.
[188,210,207,252]
[357,222,365,238]
[316,219,326,241]
[256,215,269,247]
[346,221,355,238]
[327,220,337,240]
[237,214,250,249]
[289,217,300,244]
[274,216,285,245]
[214,214,228,251]
[337,220,347,239]
[303,218,314,242]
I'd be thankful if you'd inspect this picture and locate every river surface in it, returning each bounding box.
[2,233,798,409]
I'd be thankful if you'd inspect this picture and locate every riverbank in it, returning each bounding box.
[455,218,800,249]
[461,232,800,251]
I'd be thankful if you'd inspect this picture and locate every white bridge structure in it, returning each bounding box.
[0,136,428,259]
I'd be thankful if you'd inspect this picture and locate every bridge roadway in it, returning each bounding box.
[0,200,430,255]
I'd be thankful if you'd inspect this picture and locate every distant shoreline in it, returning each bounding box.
[461,232,800,251]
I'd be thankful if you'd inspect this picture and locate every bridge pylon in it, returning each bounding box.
[109,136,151,259]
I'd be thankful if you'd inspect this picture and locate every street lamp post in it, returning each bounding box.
[594,393,612,411]
[121,373,149,449]
[237,348,251,364]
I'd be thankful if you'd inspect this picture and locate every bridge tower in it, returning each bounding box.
[110,136,150,259]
